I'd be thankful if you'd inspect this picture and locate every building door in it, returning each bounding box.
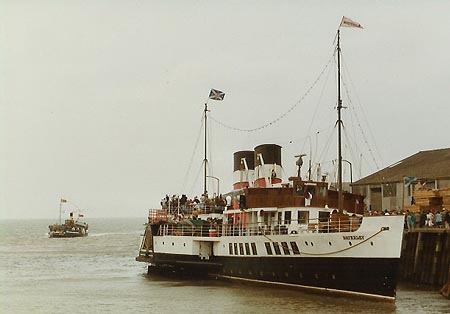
[370,187,382,211]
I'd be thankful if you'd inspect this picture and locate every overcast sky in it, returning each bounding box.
[1,1,449,220]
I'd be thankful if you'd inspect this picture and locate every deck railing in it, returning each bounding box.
[153,216,362,237]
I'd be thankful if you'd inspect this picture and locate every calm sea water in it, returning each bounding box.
[0,218,448,314]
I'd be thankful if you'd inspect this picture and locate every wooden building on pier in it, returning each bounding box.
[352,148,450,212]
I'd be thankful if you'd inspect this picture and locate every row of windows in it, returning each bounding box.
[264,241,300,255]
[228,241,301,256]
[264,210,310,225]
[229,242,258,256]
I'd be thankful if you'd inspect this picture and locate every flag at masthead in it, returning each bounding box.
[209,89,225,101]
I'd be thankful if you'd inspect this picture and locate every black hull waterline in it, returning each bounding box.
[139,253,399,302]
[49,234,87,238]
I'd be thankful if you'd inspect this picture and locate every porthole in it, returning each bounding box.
[272,272,276,277]
[310,242,314,246]
[299,273,303,279]
[328,242,332,246]
[349,242,352,246]
[284,272,289,278]
[172,242,174,246]
[260,271,264,277]
[314,273,319,279]
[184,243,186,247]
[331,274,336,280]
[370,241,374,246]
[305,241,309,246]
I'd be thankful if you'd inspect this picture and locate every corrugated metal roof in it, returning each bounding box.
[353,148,450,185]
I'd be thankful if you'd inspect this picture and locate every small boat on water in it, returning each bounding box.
[48,199,88,238]
[136,18,404,302]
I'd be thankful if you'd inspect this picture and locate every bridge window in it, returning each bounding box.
[298,211,309,224]
[234,243,238,255]
[229,243,233,255]
[284,211,291,224]
[319,211,329,223]
[239,243,244,255]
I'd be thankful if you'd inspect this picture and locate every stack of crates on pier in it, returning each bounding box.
[412,189,442,212]
[439,188,450,209]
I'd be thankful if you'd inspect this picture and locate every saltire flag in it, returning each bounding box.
[209,89,225,101]
[404,176,417,187]
[340,16,363,29]
[61,198,67,203]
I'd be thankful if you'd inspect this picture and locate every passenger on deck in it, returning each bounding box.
[305,192,312,206]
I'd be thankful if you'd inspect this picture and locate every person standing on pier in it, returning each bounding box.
[408,211,415,231]
[435,211,443,228]
[419,211,426,228]
[444,209,450,230]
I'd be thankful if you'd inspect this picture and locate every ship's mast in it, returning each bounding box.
[203,103,208,195]
[337,29,344,213]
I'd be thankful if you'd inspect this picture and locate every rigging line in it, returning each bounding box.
[340,55,383,169]
[342,126,358,166]
[340,76,380,170]
[312,127,335,182]
[342,127,361,181]
[66,199,83,213]
[285,126,333,146]
[342,60,385,167]
[300,49,337,155]
[341,83,381,172]
[206,119,215,194]
[181,112,205,193]
[327,128,338,183]
[188,160,205,197]
[209,50,336,133]
[316,125,336,166]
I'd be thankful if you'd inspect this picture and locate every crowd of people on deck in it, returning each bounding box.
[160,193,227,214]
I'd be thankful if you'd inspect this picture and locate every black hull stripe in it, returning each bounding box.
[149,253,400,301]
